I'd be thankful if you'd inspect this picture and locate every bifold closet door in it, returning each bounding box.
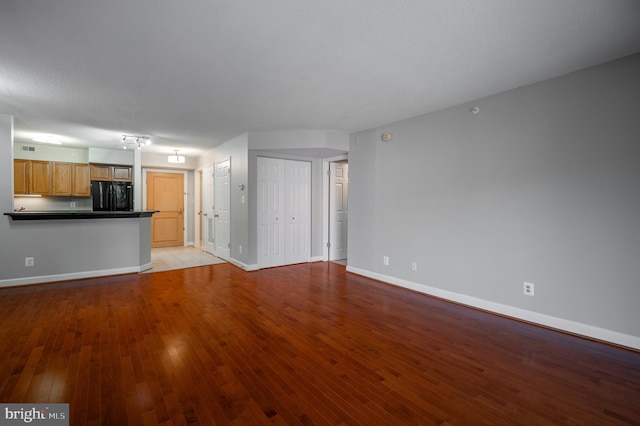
[257,157,310,269]
[285,160,311,265]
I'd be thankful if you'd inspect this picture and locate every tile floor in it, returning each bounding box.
[143,246,226,273]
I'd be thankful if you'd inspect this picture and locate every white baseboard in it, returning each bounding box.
[228,258,259,271]
[310,256,323,263]
[346,266,640,351]
[0,266,141,288]
[139,262,153,272]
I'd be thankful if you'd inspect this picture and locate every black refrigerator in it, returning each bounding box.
[91,181,134,211]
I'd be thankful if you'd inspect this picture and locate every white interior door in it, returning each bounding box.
[329,161,348,260]
[257,157,285,268]
[285,160,311,264]
[257,157,310,268]
[214,158,231,260]
[203,165,215,254]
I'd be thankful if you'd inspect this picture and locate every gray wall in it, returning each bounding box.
[1,114,152,285]
[348,54,640,346]
[198,133,250,267]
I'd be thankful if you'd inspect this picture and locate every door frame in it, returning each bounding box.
[142,168,188,247]
[322,155,348,261]
[214,157,231,260]
[194,167,203,250]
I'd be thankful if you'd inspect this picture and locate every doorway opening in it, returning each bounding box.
[145,170,186,248]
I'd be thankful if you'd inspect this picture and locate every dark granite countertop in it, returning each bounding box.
[4,210,158,220]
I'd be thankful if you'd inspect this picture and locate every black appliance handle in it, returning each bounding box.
[109,183,114,211]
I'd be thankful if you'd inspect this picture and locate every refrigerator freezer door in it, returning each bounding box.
[113,182,133,211]
[91,181,112,211]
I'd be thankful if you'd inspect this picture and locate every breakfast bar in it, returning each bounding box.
[5,210,156,220]
[2,210,157,287]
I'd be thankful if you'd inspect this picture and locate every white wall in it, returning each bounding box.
[348,54,640,349]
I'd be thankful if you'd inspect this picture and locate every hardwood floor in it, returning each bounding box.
[1,262,639,425]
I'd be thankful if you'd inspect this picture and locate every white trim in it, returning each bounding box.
[214,157,231,260]
[194,167,203,251]
[322,161,329,261]
[346,266,640,351]
[0,266,142,288]
[322,155,348,262]
[228,257,258,271]
[310,256,323,263]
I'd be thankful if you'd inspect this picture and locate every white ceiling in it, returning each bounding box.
[1,0,639,156]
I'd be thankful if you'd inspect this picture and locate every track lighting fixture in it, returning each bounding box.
[121,135,151,150]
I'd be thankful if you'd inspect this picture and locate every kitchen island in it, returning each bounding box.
[1,210,157,287]
[5,210,156,220]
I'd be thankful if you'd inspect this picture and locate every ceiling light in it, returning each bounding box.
[168,150,185,164]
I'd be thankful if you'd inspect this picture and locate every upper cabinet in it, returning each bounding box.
[14,145,133,197]
[90,164,132,182]
[52,162,72,196]
[30,160,51,195]
[14,159,52,195]
[113,165,132,181]
[90,164,112,181]
[13,159,29,195]
[73,164,91,196]
[14,159,91,197]
[52,162,90,196]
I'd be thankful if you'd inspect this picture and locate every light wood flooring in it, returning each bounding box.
[144,246,226,273]
[1,262,639,425]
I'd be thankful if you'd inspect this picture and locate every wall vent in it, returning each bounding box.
[22,146,36,151]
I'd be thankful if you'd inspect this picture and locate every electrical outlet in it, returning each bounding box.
[239,245,243,254]
[411,262,418,272]
[383,256,389,266]
[70,201,77,208]
[524,282,534,296]
[25,257,34,267]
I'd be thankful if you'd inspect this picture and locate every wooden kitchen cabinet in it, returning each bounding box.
[112,166,132,181]
[90,164,112,181]
[72,163,91,196]
[14,159,51,195]
[14,159,29,195]
[31,161,52,195]
[90,164,132,182]
[52,162,90,196]
[52,162,72,196]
